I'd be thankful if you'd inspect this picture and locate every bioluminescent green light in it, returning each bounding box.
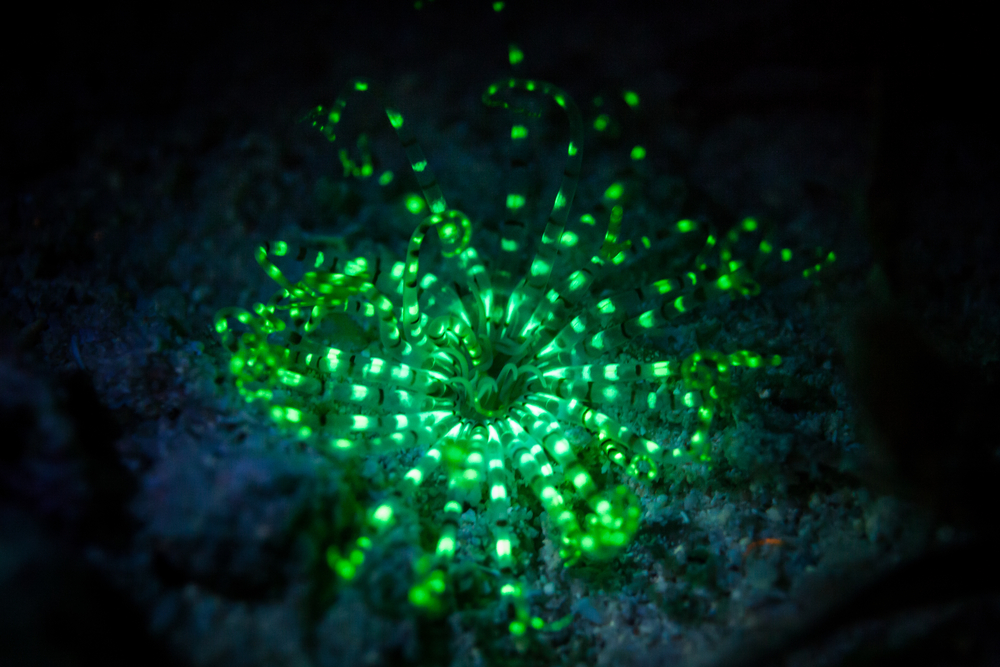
[508,43,522,65]
[216,76,811,638]
[405,193,425,215]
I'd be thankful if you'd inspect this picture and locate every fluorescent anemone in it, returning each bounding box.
[215,78,783,632]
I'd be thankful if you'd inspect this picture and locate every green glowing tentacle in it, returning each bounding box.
[483,78,584,306]
[494,111,533,296]
[484,424,516,572]
[508,266,597,343]
[309,78,450,217]
[530,393,663,459]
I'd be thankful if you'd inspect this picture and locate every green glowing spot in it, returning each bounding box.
[673,296,685,312]
[496,539,512,558]
[412,160,427,172]
[593,114,609,131]
[760,239,773,253]
[568,141,578,156]
[509,621,526,636]
[553,190,568,210]
[677,219,695,233]
[559,231,578,247]
[641,235,651,249]
[334,559,356,580]
[354,81,368,91]
[580,213,595,225]
[501,238,519,252]
[378,170,393,186]
[506,193,526,210]
[604,182,624,200]
[372,504,393,526]
[638,310,655,328]
[278,369,305,386]
[573,472,588,488]
[623,90,640,107]
[437,535,455,555]
[717,274,733,290]
[511,124,528,140]
[345,257,368,275]
[530,258,550,277]
[568,270,587,291]
[508,42,522,63]
[630,145,646,160]
[782,248,793,261]
[405,194,425,215]
[491,484,507,500]
[742,216,758,231]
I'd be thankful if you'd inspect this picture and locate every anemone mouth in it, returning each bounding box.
[449,351,541,419]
